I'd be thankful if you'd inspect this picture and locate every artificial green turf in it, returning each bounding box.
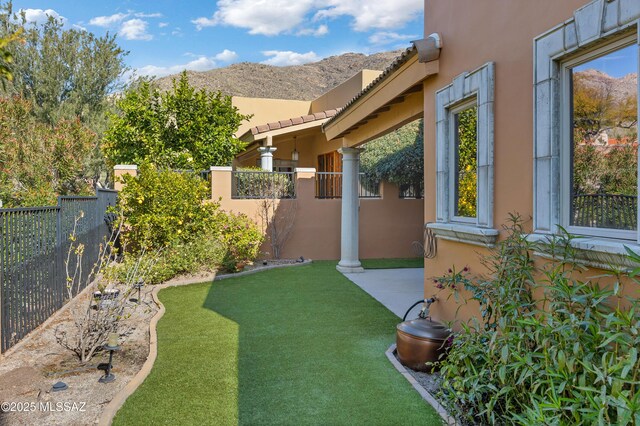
[113,261,441,426]
[360,258,424,269]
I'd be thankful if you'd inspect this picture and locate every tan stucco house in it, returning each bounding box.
[318,0,639,323]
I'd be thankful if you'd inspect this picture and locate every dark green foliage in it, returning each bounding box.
[104,72,248,171]
[0,2,127,197]
[116,163,263,281]
[360,119,424,194]
[435,215,640,425]
[0,4,127,127]
[0,96,96,207]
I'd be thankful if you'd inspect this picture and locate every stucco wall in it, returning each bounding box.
[211,169,424,260]
[232,96,312,137]
[421,0,603,324]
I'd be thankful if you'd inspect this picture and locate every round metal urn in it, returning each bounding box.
[396,317,452,372]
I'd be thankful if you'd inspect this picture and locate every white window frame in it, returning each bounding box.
[532,0,640,268]
[428,62,498,247]
[560,35,638,241]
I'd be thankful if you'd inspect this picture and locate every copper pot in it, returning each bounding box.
[396,318,451,372]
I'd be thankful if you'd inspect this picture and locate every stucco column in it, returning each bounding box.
[258,146,277,171]
[337,147,364,273]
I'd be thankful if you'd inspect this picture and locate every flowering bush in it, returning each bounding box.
[117,163,263,278]
[433,214,640,425]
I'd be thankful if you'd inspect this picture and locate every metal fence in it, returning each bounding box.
[231,171,296,199]
[399,183,424,199]
[315,172,381,199]
[0,189,117,353]
[572,193,637,230]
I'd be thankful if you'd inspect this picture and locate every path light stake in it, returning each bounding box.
[99,333,121,384]
[130,281,144,303]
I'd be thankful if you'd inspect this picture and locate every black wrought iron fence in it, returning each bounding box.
[0,189,117,352]
[399,183,424,199]
[571,193,637,230]
[315,172,381,199]
[231,171,296,199]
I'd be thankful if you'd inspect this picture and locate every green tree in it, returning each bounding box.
[0,96,96,207]
[104,72,249,171]
[0,3,127,127]
[360,119,424,195]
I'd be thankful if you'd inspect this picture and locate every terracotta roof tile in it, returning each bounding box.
[248,108,343,136]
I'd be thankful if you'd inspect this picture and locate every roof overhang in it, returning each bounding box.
[239,118,329,144]
[323,44,439,146]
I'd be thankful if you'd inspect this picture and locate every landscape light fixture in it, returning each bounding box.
[98,332,121,384]
[130,281,144,303]
[291,136,299,162]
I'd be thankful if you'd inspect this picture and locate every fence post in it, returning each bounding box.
[210,166,233,200]
[113,165,138,192]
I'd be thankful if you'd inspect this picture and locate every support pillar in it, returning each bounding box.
[258,146,277,171]
[337,147,364,273]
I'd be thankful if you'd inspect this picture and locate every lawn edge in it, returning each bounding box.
[385,344,457,426]
[99,260,313,426]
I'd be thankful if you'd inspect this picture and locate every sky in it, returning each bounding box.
[573,44,638,78]
[11,0,424,79]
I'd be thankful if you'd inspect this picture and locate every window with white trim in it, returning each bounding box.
[532,0,640,267]
[428,62,497,247]
[562,38,638,240]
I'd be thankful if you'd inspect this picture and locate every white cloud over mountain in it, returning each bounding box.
[261,50,320,66]
[136,50,239,78]
[193,0,422,36]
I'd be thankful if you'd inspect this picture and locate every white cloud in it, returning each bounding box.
[368,31,417,46]
[261,50,320,66]
[135,12,163,18]
[120,19,153,41]
[297,24,329,37]
[194,0,422,35]
[315,0,423,32]
[214,49,238,62]
[21,8,65,26]
[158,22,169,28]
[136,56,219,78]
[89,13,128,27]
[193,0,315,35]
[73,24,88,32]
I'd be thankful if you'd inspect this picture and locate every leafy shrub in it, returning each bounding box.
[435,214,640,425]
[118,162,219,251]
[218,211,263,272]
[109,235,224,285]
[117,163,263,278]
[234,167,294,199]
[360,119,423,195]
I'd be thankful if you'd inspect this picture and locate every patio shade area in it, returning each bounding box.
[113,261,440,425]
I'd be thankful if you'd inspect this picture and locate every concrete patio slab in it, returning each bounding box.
[342,268,425,319]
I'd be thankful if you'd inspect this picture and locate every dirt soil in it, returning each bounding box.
[0,260,301,425]
[0,284,158,426]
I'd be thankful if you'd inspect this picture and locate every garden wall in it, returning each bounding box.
[210,167,424,260]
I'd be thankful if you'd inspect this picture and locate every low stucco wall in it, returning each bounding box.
[211,168,424,260]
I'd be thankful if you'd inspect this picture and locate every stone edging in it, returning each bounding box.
[99,260,313,425]
[385,344,457,426]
